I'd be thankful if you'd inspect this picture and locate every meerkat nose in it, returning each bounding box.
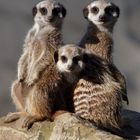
[99,15,107,22]
[99,15,105,20]
[67,64,74,71]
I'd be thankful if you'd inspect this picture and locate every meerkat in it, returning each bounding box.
[5,0,67,128]
[56,45,136,139]
[55,44,122,129]
[80,0,129,104]
[54,44,86,113]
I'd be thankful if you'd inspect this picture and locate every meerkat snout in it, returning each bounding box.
[54,44,86,74]
[83,1,120,25]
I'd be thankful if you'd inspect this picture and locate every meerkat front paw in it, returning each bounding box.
[18,77,24,82]
[18,73,25,82]
[26,79,34,86]
[27,72,39,86]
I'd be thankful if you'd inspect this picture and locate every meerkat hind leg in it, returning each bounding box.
[4,112,26,123]
[11,80,28,111]
[5,111,46,129]
[21,86,52,129]
[21,114,47,129]
[4,81,28,123]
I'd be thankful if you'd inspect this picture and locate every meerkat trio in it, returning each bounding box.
[5,0,67,128]
[5,0,130,137]
[80,0,129,104]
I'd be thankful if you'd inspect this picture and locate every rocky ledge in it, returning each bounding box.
[0,110,140,140]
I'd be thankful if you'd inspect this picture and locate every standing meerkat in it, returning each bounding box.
[5,0,67,128]
[80,0,129,104]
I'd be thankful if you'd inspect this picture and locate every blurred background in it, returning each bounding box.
[0,0,140,116]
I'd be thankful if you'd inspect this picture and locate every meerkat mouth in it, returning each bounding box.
[93,20,105,25]
[98,18,109,22]
[99,19,107,22]
[65,69,74,73]
[93,19,110,25]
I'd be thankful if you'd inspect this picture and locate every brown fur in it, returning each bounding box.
[55,44,123,129]
[5,1,67,128]
[5,29,66,128]
[73,54,123,129]
[81,26,113,62]
[55,45,87,114]
[80,1,128,104]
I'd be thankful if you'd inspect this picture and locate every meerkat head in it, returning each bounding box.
[83,0,120,28]
[32,0,66,27]
[54,44,86,75]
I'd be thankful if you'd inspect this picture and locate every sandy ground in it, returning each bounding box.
[0,0,140,116]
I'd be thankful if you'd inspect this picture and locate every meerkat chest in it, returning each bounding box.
[25,39,46,76]
[86,32,113,61]
[28,37,45,61]
[63,73,77,84]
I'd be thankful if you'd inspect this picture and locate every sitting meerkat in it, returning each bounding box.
[5,0,67,128]
[54,44,86,113]
[56,44,122,129]
[80,0,129,104]
[55,44,136,139]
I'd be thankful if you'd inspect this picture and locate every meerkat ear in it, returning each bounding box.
[58,3,67,18]
[83,7,89,19]
[61,5,67,18]
[54,50,59,63]
[32,6,37,17]
[53,4,67,18]
[110,3,120,18]
[115,5,120,18]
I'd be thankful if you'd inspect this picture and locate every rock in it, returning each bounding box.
[0,110,140,140]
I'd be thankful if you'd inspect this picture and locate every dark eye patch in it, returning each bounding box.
[105,6,115,16]
[61,55,67,63]
[73,56,81,64]
[40,7,48,15]
[52,7,61,16]
[91,6,99,14]
[32,6,37,17]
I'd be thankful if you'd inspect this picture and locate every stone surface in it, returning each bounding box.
[0,0,140,115]
[0,110,140,140]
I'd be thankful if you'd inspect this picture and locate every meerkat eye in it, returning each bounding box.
[52,7,61,16]
[91,6,99,14]
[105,6,115,16]
[61,56,67,63]
[73,56,81,64]
[40,7,48,15]
[32,6,37,17]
